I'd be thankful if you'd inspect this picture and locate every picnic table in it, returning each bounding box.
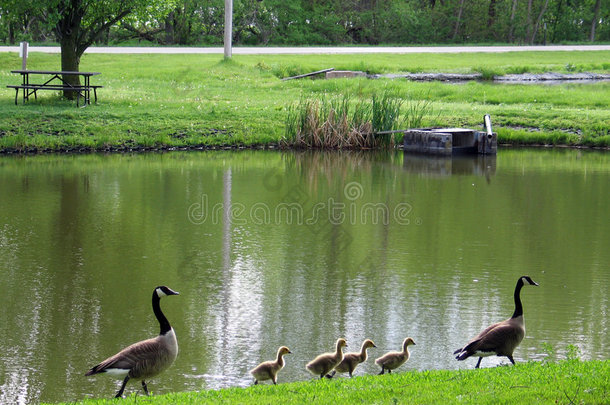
[7,70,102,107]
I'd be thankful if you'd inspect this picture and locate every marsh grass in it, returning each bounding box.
[284,95,375,149]
[284,91,433,149]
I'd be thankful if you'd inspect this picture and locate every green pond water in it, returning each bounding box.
[0,149,608,403]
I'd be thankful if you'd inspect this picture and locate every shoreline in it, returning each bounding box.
[2,141,608,156]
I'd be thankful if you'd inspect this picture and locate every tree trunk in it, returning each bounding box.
[488,0,497,39]
[452,0,466,41]
[55,1,86,99]
[550,0,563,43]
[590,0,601,42]
[530,0,550,44]
[508,0,518,43]
[60,35,82,99]
[165,11,175,44]
[526,0,533,44]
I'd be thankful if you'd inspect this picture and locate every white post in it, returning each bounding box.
[19,41,28,70]
[224,0,233,59]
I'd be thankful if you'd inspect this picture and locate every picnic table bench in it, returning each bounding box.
[8,70,102,107]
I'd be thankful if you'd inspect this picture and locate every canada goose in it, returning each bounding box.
[454,275,538,368]
[306,338,347,379]
[250,346,292,385]
[85,286,179,398]
[329,338,376,378]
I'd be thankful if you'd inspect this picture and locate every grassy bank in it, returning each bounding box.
[0,50,609,152]
[50,360,608,404]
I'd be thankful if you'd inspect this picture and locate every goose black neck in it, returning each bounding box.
[153,292,172,335]
[512,278,525,318]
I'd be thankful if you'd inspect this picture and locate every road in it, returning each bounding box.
[1,45,609,54]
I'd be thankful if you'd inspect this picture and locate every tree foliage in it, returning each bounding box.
[1,0,609,48]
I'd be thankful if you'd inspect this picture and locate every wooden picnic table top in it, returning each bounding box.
[11,70,101,76]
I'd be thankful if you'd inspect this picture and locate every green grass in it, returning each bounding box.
[48,360,609,404]
[0,50,609,152]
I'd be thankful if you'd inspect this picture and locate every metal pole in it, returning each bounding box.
[224,0,233,59]
[484,114,493,136]
[20,42,28,70]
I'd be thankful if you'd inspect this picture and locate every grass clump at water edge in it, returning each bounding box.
[283,91,433,149]
[50,359,609,405]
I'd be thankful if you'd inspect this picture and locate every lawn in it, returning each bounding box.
[0,49,609,152]
[48,360,609,404]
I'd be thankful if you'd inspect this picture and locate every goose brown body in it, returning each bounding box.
[331,339,376,378]
[250,346,292,385]
[306,338,347,379]
[454,275,538,368]
[86,333,178,380]
[375,337,415,374]
[85,286,179,398]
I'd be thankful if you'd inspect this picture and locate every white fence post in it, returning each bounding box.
[19,42,28,70]
[224,0,233,59]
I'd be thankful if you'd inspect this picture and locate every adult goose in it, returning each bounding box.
[329,339,376,378]
[85,286,179,398]
[250,346,292,385]
[306,338,347,379]
[454,275,538,368]
[375,337,415,374]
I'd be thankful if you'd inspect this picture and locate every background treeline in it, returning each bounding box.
[1,0,608,46]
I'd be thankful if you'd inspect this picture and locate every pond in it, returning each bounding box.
[0,148,608,403]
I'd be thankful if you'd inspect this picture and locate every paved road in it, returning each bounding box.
[1,45,609,54]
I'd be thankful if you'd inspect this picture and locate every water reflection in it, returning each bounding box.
[402,154,496,178]
[0,149,608,403]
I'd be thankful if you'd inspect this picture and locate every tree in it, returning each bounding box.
[508,0,519,43]
[452,0,466,41]
[8,0,159,97]
[590,0,602,41]
[530,0,550,43]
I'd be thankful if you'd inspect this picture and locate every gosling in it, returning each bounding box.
[250,346,292,385]
[375,337,416,375]
[306,338,347,379]
[329,339,376,378]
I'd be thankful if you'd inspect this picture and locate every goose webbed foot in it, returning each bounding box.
[378,368,385,375]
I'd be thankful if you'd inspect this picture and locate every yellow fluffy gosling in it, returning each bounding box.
[306,338,347,379]
[375,337,416,375]
[329,338,376,378]
[250,346,292,385]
